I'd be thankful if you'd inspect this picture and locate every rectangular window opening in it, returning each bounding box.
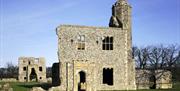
[77,35,85,50]
[103,68,113,85]
[23,67,26,71]
[102,36,113,50]
[39,67,42,71]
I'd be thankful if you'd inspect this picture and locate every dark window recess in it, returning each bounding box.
[39,77,42,79]
[71,39,74,43]
[24,77,26,79]
[103,68,113,85]
[29,61,31,65]
[39,67,42,71]
[23,67,26,71]
[102,37,113,50]
[96,41,99,44]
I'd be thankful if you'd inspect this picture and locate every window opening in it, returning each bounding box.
[23,67,26,71]
[77,35,85,50]
[103,68,113,85]
[39,67,42,71]
[102,37,113,50]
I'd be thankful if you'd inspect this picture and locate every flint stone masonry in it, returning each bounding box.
[56,25,136,91]
[18,57,47,82]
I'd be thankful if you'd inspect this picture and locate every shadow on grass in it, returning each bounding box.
[18,83,52,90]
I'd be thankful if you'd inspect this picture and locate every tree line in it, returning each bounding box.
[0,62,18,79]
[133,44,180,82]
[0,63,52,79]
[0,44,179,81]
[133,44,180,69]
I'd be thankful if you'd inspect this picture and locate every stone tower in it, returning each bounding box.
[109,0,131,29]
[110,1,135,89]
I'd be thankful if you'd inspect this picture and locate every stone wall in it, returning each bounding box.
[136,69,172,89]
[0,78,17,82]
[0,83,13,91]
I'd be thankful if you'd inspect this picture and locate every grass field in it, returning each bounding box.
[0,82,180,91]
[0,82,51,91]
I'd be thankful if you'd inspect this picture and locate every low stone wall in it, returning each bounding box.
[30,87,45,91]
[0,78,17,82]
[136,69,172,89]
[30,86,63,91]
[0,83,13,91]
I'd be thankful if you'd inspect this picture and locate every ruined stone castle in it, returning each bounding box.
[15,0,173,91]
[18,57,47,82]
[56,0,136,90]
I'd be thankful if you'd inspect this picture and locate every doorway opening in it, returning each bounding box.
[149,75,156,89]
[78,71,86,91]
[30,68,37,82]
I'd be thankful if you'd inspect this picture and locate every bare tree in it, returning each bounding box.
[6,62,18,78]
[133,44,180,82]
[134,47,150,69]
[148,45,167,69]
[165,45,180,68]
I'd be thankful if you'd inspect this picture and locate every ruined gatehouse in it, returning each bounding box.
[18,57,47,82]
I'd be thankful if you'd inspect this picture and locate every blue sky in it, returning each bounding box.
[0,0,180,67]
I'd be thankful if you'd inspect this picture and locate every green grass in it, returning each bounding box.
[135,82,180,91]
[100,83,180,91]
[0,82,51,91]
[0,82,180,91]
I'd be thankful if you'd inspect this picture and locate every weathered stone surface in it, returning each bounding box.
[30,87,45,91]
[0,83,13,91]
[3,83,10,88]
[48,86,62,91]
[109,0,131,29]
[18,57,47,82]
[55,0,136,90]
[0,78,17,82]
